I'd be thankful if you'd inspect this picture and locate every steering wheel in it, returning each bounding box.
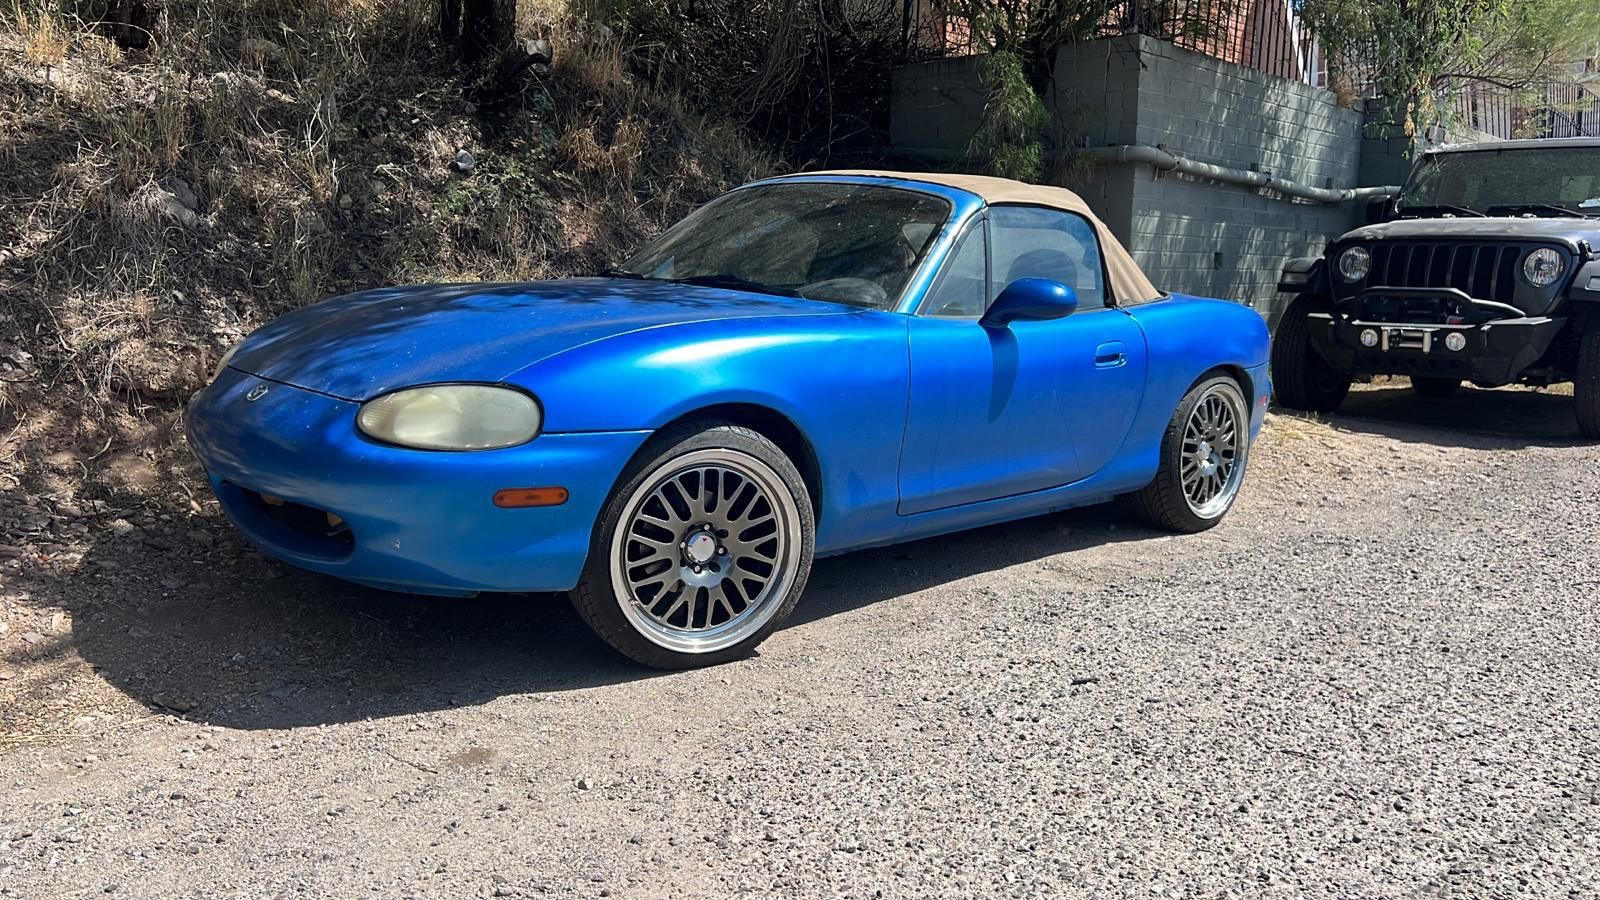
[798,277,888,307]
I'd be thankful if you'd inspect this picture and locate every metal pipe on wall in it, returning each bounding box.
[1080,144,1399,204]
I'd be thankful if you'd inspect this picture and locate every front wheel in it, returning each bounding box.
[1131,375,1251,533]
[1577,315,1600,440]
[571,421,814,669]
[1271,293,1352,413]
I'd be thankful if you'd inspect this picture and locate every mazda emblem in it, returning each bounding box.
[245,384,269,402]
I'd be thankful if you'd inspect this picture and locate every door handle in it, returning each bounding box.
[1093,341,1127,368]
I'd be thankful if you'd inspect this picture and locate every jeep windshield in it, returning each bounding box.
[1397,145,1600,218]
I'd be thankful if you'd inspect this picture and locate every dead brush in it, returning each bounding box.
[11,0,70,66]
[2,0,779,467]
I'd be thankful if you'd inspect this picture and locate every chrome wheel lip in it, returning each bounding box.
[609,448,802,655]
[1180,383,1249,520]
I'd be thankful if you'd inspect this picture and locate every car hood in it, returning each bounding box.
[228,278,851,401]
[1343,216,1600,247]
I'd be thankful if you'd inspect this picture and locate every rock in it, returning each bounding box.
[152,694,198,713]
[165,177,200,213]
[138,185,201,230]
[453,149,476,174]
[1071,676,1100,686]
[523,38,553,66]
[575,776,592,790]
[19,632,44,645]
[0,546,23,559]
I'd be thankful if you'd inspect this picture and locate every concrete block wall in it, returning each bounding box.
[888,55,990,156]
[1083,36,1363,325]
[888,34,1378,327]
[1359,99,1418,191]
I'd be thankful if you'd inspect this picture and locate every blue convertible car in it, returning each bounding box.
[187,171,1270,668]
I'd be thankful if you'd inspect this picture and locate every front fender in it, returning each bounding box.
[508,311,912,553]
[1279,256,1329,296]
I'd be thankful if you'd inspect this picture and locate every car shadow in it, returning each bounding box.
[33,502,1155,730]
[1313,382,1586,449]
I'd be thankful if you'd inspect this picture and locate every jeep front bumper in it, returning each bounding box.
[1307,312,1565,385]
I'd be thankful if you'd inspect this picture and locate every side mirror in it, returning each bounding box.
[981,278,1078,327]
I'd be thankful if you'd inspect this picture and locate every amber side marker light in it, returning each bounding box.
[493,487,569,508]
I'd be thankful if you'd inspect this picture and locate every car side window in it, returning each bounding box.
[988,206,1106,309]
[921,219,988,318]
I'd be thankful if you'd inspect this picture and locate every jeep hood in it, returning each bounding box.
[227,278,851,401]
[1343,217,1600,248]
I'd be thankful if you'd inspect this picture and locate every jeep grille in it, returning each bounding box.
[1365,242,1521,303]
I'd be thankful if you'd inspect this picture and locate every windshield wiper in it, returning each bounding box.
[600,266,646,279]
[672,273,803,298]
[1396,204,1486,219]
[1485,203,1596,219]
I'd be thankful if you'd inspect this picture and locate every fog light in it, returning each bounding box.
[1359,328,1379,348]
[1445,332,1467,352]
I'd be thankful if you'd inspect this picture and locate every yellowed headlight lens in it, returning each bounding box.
[356,385,541,451]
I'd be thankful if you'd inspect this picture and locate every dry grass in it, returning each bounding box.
[0,0,774,490]
[12,0,66,65]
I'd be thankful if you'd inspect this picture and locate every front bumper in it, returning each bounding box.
[185,369,650,596]
[1307,311,1566,386]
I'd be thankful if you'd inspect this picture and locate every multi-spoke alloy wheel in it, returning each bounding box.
[1132,375,1251,533]
[611,448,802,654]
[1180,386,1245,519]
[573,422,814,668]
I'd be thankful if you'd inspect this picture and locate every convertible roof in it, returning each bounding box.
[802,170,1163,304]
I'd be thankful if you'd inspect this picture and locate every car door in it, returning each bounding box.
[897,205,1149,516]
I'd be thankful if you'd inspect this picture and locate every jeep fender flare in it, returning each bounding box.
[1571,257,1600,304]
[1278,256,1329,298]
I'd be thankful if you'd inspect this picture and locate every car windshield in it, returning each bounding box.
[1398,146,1600,217]
[617,183,951,310]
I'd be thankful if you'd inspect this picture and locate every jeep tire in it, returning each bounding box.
[1577,314,1600,440]
[1271,293,1352,413]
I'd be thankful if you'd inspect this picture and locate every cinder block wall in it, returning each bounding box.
[889,35,1378,328]
[1102,37,1364,326]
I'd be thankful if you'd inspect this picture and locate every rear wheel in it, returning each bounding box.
[1131,375,1251,533]
[1577,316,1600,440]
[1271,293,1351,413]
[572,421,814,669]
[1410,376,1461,398]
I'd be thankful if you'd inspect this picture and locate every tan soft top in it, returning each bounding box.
[803,169,1162,304]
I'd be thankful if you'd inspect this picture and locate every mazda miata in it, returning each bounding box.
[186,171,1271,668]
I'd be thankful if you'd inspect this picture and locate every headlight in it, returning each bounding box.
[1337,246,1372,282]
[357,385,541,451]
[212,342,243,382]
[1522,248,1564,288]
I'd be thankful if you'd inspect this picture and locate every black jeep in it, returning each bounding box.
[1271,137,1600,437]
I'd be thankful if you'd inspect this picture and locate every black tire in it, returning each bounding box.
[1410,376,1461,398]
[1577,316,1600,440]
[1271,293,1352,413]
[1131,375,1251,533]
[571,420,815,669]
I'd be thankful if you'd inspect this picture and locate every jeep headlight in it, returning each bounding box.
[357,385,542,451]
[1522,248,1564,288]
[1337,246,1372,282]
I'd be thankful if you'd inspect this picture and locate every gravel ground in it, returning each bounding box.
[2,384,1599,898]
